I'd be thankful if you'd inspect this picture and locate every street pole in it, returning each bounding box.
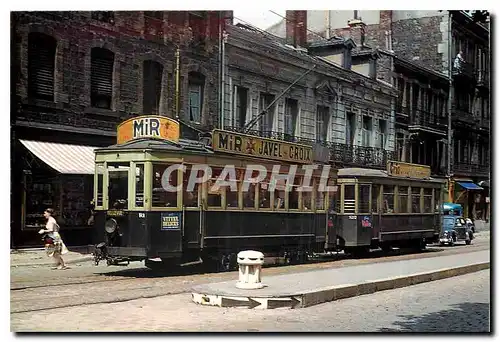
[447,11,453,203]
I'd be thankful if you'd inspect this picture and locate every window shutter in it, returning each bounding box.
[91,48,114,108]
[28,33,56,100]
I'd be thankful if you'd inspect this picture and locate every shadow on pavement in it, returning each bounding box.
[378,302,490,332]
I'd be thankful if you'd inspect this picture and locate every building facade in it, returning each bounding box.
[11,11,227,247]
[268,10,491,219]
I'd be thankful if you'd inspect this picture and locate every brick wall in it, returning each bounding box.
[12,11,223,133]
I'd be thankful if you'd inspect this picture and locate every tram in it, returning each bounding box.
[92,115,338,270]
[333,162,445,256]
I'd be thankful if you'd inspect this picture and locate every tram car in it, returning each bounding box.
[92,116,338,270]
[332,163,445,256]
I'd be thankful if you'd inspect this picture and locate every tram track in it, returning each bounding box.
[11,235,489,314]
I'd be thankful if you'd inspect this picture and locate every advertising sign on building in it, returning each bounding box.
[387,161,431,179]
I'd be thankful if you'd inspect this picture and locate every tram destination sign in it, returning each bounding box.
[212,129,313,164]
[117,115,180,144]
[387,161,431,179]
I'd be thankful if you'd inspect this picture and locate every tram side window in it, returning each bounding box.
[434,189,441,212]
[183,166,200,208]
[315,178,325,210]
[135,164,145,207]
[152,164,178,208]
[108,163,129,209]
[398,186,408,213]
[383,185,394,213]
[411,187,421,213]
[259,174,271,209]
[358,184,370,213]
[273,178,286,210]
[243,169,259,209]
[96,164,104,207]
[289,176,300,210]
[225,169,241,209]
[207,168,223,207]
[423,188,433,213]
[300,177,313,211]
[371,184,380,213]
[344,185,355,214]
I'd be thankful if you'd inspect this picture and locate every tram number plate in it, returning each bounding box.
[348,215,357,220]
[138,213,145,218]
[161,212,182,231]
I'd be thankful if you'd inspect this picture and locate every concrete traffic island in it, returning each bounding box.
[192,250,490,310]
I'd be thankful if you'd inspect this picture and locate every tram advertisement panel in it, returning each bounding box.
[161,212,182,231]
[212,129,313,164]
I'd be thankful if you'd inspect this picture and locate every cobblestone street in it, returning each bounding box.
[11,269,490,332]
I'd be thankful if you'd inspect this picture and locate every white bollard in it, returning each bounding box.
[236,250,265,289]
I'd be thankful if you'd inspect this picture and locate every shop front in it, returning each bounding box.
[17,140,98,247]
[451,178,485,220]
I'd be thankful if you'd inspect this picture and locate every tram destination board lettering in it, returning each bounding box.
[212,129,313,164]
[161,212,182,231]
[387,161,431,179]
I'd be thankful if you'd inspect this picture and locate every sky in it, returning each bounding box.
[232,10,286,30]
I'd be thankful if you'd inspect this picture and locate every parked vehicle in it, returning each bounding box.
[440,203,473,246]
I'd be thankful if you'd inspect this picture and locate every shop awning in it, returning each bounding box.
[20,140,97,175]
[457,182,483,190]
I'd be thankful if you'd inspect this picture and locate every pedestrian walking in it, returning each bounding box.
[38,208,69,270]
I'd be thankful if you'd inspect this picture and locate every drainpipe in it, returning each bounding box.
[325,10,331,39]
[175,47,181,119]
[447,11,453,202]
[221,30,227,130]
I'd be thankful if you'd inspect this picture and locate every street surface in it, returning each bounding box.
[11,269,490,332]
[11,230,490,331]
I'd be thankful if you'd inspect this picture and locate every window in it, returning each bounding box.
[28,33,57,101]
[243,182,256,209]
[315,183,325,211]
[398,186,408,213]
[188,11,206,40]
[234,86,248,129]
[135,164,145,207]
[226,169,241,209]
[273,178,286,210]
[362,116,372,147]
[383,185,394,213]
[188,72,205,123]
[344,184,355,214]
[284,98,299,140]
[289,176,301,210]
[183,166,200,208]
[434,189,441,212]
[207,168,223,207]
[143,60,163,114]
[107,163,129,209]
[302,183,313,211]
[259,93,275,134]
[358,184,370,213]
[379,120,387,149]
[95,164,104,207]
[152,164,178,208]
[411,187,421,213]
[91,48,114,109]
[316,106,329,142]
[346,112,356,146]
[423,188,432,213]
[371,184,380,213]
[258,173,272,209]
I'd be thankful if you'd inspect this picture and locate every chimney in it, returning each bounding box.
[379,10,392,50]
[286,10,307,47]
[347,19,366,47]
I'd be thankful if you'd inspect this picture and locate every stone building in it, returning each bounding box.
[268,10,491,218]
[11,11,228,247]
[222,19,397,170]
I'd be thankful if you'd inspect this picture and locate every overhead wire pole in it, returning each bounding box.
[243,64,317,132]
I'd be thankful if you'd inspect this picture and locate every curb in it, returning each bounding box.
[11,255,94,268]
[192,262,490,309]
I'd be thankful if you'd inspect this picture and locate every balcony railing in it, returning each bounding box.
[16,110,118,132]
[409,109,448,133]
[225,127,395,169]
[452,60,476,80]
[452,162,490,176]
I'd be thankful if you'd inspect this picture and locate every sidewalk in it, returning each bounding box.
[192,250,490,309]
[10,246,94,268]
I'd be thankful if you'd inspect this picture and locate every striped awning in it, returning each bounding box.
[20,140,97,174]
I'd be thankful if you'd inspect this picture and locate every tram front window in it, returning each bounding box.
[108,164,129,209]
[152,164,178,208]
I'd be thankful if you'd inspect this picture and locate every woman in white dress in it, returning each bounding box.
[39,208,69,270]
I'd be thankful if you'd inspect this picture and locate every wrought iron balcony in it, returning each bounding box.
[224,127,395,169]
[452,60,476,80]
[452,162,490,177]
[409,109,448,133]
[15,110,118,132]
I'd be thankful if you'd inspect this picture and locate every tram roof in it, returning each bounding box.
[94,138,214,155]
[338,167,444,183]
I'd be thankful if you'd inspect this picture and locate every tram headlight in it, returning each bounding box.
[105,218,118,234]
